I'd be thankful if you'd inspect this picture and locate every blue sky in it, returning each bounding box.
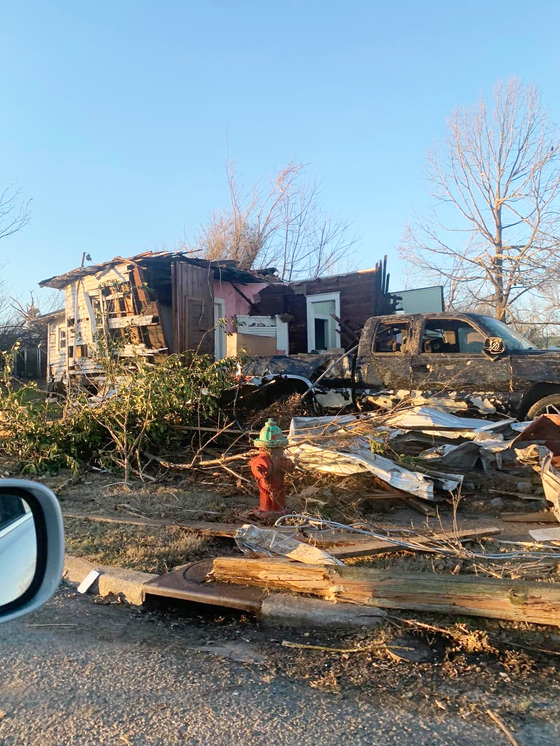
[1,0,559,307]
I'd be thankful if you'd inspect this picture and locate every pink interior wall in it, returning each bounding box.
[213,280,269,332]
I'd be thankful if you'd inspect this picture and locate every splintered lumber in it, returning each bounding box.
[328,526,501,560]
[211,557,560,626]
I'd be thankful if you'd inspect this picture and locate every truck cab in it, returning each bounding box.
[356,312,560,418]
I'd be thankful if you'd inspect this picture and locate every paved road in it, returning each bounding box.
[0,587,557,746]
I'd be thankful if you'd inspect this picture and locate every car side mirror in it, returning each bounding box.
[483,337,506,356]
[0,481,64,624]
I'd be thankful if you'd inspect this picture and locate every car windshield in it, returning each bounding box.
[479,317,536,351]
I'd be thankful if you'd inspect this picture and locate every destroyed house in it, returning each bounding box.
[39,252,394,385]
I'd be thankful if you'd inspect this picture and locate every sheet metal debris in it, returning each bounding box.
[288,415,461,501]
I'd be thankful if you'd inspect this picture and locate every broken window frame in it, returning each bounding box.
[372,321,412,354]
[419,317,487,355]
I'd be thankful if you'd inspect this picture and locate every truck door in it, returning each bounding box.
[355,318,413,394]
[411,318,512,408]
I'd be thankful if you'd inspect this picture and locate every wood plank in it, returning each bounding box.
[62,513,242,535]
[211,557,560,626]
[501,511,558,523]
[328,526,501,559]
[108,315,155,329]
[61,513,297,538]
[400,496,437,516]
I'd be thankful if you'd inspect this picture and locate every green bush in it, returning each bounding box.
[0,343,240,480]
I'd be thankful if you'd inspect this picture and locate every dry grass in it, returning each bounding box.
[50,473,256,574]
[64,518,214,573]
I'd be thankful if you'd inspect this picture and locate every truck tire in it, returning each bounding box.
[527,394,560,419]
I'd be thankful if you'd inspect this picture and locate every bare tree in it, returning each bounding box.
[399,78,560,320]
[0,183,31,243]
[190,158,357,280]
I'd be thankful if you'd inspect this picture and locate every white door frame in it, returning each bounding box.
[214,298,226,359]
[306,292,341,352]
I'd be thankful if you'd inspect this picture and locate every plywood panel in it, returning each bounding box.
[172,261,214,354]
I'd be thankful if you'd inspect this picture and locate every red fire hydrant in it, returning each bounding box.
[250,418,293,515]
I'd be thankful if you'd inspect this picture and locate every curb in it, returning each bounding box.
[63,555,387,630]
[262,593,387,630]
[63,554,157,606]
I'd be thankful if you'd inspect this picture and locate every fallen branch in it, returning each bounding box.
[61,513,297,537]
[486,710,520,746]
[282,640,383,653]
[146,451,255,470]
[62,513,243,536]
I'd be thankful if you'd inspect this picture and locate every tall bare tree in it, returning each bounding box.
[399,78,560,320]
[190,158,357,280]
[0,182,31,243]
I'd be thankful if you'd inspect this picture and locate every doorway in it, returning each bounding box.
[306,292,341,352]
[214,298,226,359]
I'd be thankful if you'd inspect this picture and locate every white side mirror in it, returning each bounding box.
[0,481,65,624]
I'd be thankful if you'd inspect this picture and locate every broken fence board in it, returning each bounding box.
[328,526,501,559]
[211,557,560,626]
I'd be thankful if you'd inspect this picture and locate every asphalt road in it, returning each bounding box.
[0,587,557,746]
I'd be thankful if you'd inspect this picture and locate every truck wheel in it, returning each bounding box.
[527,394,560,419]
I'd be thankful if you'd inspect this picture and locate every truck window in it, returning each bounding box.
[421,319,484,354]
[373,322,410,353]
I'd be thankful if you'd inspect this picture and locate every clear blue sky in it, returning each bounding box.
[1,0,559,307]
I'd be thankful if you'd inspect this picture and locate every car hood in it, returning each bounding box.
[510,349,560,357]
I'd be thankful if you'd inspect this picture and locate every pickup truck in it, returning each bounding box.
[241,312,560,419]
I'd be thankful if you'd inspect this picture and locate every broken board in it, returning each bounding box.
[211,557,560,626]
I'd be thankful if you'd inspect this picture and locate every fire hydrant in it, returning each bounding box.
[250,418,293,515]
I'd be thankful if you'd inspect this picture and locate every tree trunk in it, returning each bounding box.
[211,557,560,626]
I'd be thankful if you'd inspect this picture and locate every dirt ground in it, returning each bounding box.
[7,450,560,729]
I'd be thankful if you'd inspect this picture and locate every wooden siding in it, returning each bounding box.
[171,261,214,354]
[47,319,67,381]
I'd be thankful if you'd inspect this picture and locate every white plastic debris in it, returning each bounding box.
[540,452,560,522]
[76,570,100,594]
[529,527,560,542]
[234,524,344,565]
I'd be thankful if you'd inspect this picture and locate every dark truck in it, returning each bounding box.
[241,312,560,419]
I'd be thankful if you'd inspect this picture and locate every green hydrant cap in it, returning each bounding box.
[254,417,288,448]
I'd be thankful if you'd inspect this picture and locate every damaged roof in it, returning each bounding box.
[39,251,278,289]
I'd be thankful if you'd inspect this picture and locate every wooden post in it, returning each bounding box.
[211,557,560,627]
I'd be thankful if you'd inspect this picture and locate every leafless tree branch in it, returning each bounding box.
[399,77,560,320]
[186,158,358,280]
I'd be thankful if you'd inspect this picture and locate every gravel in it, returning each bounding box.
[2,586,553,746]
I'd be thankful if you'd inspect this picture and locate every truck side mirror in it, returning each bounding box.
[0,481,64,624]
[483,337,506,356]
